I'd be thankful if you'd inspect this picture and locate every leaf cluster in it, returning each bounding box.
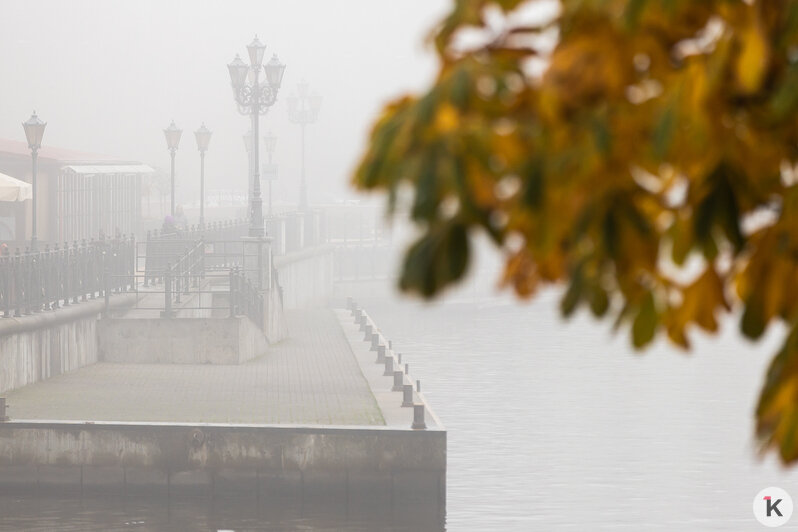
[353,0,798,464]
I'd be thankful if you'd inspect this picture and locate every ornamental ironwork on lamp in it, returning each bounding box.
[227,35,286,238]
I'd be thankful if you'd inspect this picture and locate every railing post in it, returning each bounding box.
[162,263,174,318]
[229,268,236,317]
[103,251,110,317]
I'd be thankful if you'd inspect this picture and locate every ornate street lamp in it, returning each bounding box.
[263,131,277,216]
[163,121,182,217]
[22,111,46,251]
[227,35,286,238]
[194,123,212,227]
[287,80,321,210]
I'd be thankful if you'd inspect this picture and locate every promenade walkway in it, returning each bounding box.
[4,310,384,426]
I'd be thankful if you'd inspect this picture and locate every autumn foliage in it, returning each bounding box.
[353,1,798,463]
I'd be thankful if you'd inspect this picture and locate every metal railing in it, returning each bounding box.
[230,267,263,327]
[147,218,248,243]
[0,236,135,318]
[161,240,206,316]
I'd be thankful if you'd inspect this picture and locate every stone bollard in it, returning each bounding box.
[412,404,427,430]
[359,314,367,331]
[388,340,393,350]
[393,370,404,391]
[375,344,386,364]
[0,397,7,422]
[405,363,409,375]
[402,384,414,407]
[383,355,394,376]
[370,333,380,352]
[363,324,372,341]
[397,353,402,365]
[417,380,421,392]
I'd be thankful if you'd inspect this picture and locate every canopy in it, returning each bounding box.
[0,172,32,202]
[62,164,154,175]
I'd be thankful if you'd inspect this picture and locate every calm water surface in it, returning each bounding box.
[2,290,798,530]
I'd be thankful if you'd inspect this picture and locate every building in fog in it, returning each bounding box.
[0,139,152,245]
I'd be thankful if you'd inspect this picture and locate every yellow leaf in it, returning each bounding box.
[736,12,769,94]
[435,103,460,133]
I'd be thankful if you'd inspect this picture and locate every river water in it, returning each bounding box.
[2,290,798,530]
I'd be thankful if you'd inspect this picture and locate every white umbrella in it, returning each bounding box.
[0,172,32,202]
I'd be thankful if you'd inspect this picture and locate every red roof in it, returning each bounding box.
[0,138,123,163]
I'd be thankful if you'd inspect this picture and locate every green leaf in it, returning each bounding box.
[741,295,766,340]
[589,283,610,317]
[602,209,619,259]
[590,115,612,156]
[653,103,676,159]
[521,159,545,209]
[399,221,470,298]
[560,266,584,316]
[450,67,471,111]
[632,292,658,348]
[411,153,439,221]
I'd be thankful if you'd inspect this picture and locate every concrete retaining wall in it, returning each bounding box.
[275,245,335,309]
[0,295,137,394]
[98,317,268,364]
[0,421,446,508]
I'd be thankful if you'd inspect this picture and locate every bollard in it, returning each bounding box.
[405,363,409,375]
[0,397,7,422]
[417,380,421,392]
[388,340,393,350]
[346,297,353,311]
[375,344,386,364]
[393,370,404,391]
[412,404,427,430]
[363,324,372,341]
[402,384,414,407]
[370,333,380,352]
[397,353,402,365]
[383,355,394,376]
[359,314,367,332]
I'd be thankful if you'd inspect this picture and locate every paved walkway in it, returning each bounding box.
[4,310,384,426]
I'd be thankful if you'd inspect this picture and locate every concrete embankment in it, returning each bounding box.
[0,305,445,512]
[0,295,137,394]
[0,421,444,507]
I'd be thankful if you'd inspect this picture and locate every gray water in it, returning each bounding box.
[365,290,798,530]
[2,291,797,530]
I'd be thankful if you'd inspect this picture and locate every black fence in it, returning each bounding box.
[147,219,248,243]
[0,236,135,318]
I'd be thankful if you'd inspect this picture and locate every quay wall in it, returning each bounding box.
[97,316,268,364]
[0,295,137,394]
[0,420,446,508]
[275,245,334,309]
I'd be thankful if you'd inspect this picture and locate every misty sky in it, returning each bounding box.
[0,0,449,207]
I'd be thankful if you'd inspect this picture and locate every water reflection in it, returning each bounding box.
[0,493,445,531]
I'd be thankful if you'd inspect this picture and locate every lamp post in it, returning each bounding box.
[243,129,254,202]
[163,121,182,217]
[22,111,46,251]
[194,123,212,227]
[287,80,321,211]
[227,35,286,238]
[263,131,277,216]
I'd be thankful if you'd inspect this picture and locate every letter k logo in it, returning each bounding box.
[754,487,793,527]
[765,496,784,517]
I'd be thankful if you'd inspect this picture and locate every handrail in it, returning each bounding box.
[162,240,205,317]
[0,235,135,318]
